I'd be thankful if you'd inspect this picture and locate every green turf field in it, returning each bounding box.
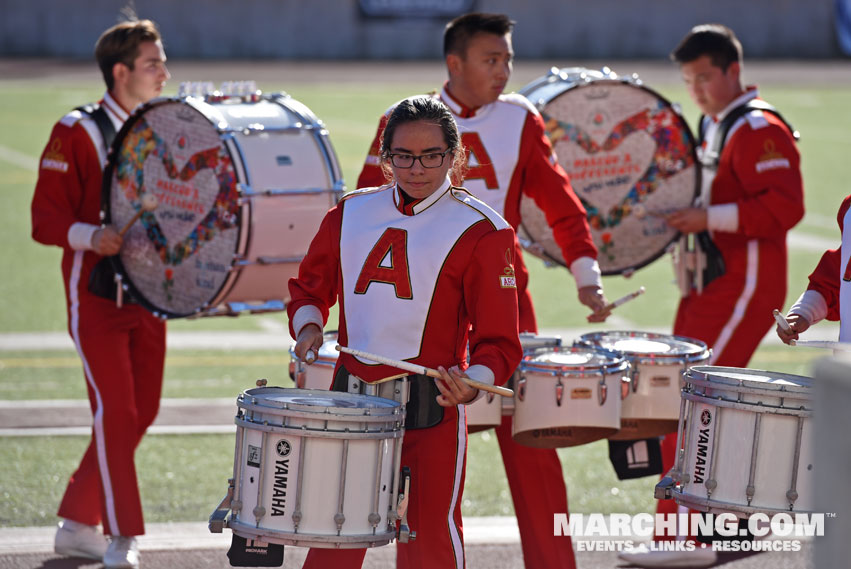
[0,66,846,528]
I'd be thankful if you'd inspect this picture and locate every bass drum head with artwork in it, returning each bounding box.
[103,98,242,318]
[519,68,699,275]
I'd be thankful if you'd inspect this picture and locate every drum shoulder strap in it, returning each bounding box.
[698,100,800,170]
[74,103,117,151]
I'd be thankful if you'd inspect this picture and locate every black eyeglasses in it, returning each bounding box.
[386,149,451,169]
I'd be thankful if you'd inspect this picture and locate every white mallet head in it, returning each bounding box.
[141,194,158,211]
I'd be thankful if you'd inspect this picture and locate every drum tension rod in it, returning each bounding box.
[396,466,416,543]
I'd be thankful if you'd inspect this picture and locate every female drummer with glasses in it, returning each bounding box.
[289,96,522,569]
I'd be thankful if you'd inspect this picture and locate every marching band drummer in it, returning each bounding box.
[777,194,851,345]
[289,96,523,569]
[622,23,805,568]
[30,17,171,569]
[357,13,608,569]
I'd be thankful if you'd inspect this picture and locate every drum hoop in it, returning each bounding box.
[673,491,813,517]
[687,366,811,394]
[229,520,395,548]
[235,417,404,438]
[102,96,244,319]
[577,331,711,364]
[681,391,812,416]
[238,399,404,421]
[519,76,701,276]
[520,345,628,375]
[240,388,403,415]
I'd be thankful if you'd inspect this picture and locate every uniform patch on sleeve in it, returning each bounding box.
[755,138,790,173]
[40,138,69,172]
[500,247,517,289]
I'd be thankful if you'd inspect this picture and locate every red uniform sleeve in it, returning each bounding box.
[356,114,391,189]
[286,204,344,338]
[31,121,99,248]
[805,195,851,321]
[464,226,523,386]
[728,117,804,238]
[513,112,598,265]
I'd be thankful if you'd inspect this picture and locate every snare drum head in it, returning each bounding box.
[244,386,400,412]
[519,70,698,275]
[104,98,242,317]
[521,345,625,372]
[580,331,707,358]
[687,366,812,393]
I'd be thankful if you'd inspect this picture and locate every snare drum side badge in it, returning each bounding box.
[500,248,517,289]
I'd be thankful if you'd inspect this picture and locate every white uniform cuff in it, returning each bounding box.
[707,203,739,233]
[464,364,495,404]
[788,290,828,326]
[67,222,99,251]
[292,305,324,338]
[569,256,602,289]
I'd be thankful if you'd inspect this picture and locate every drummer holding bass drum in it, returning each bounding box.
[357,12,609,569]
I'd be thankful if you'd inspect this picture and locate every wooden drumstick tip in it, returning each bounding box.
[304,349,317,365]
[773,309,793,333]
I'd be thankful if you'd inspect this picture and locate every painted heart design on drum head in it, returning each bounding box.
[108,102,241,315]
[518,76,698,275]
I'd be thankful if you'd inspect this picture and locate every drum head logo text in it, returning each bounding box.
[276,439,292,457]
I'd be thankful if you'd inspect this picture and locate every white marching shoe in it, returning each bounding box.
[104,535,140,569]
[617,542,718,567]
[53,519,108,560]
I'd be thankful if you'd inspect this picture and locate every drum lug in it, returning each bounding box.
[517,375,526,402]
[208,479,235,533]
[654,475,676,500]
[621,376,630,400]
[631,367,640,393]
[555,377,564,407]
[396,466,416,543]
[598,377,608,406]
[486,391,496,404]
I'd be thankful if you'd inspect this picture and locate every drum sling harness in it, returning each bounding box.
[75,103,133,307]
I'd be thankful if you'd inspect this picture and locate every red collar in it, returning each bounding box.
[442,83,480,119]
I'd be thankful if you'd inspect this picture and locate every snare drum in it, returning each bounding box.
[466,333,561,433]
[289,331,339,389]
[227,387,406,548]
[513,345,628,448]
[519,67,698,275]
[671,367,813,515]
[578,331,709,439]
[103,92,344,318]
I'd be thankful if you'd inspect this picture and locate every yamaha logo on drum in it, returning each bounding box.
[276,439,292,457]
[701,409,712,426]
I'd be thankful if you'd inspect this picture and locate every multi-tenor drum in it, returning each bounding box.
[289,331,339,389]
[103,92,344,318]
[518,67,698,275]
[578,331,710,439]
[225,387,406,548]
[512,345,629,448]
[466,333,561,433]
[670,366,813,515]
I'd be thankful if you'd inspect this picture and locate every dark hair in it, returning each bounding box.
[95,19,162,91]
[380,97,465,179]
[444,13,514,58]
[670,24,742,71]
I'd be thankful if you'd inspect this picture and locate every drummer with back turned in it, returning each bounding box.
[30,17,171,569]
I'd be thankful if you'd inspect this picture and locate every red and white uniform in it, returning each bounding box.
[787,195,851,340]
[357,86,595,569]
[662,87,804,518]
[288,179,522,569]
[31,92,166,537]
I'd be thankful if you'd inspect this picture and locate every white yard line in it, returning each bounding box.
[0,144,37,172]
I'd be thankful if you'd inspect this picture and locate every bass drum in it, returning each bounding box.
[102,92,344,318]
[518,67,699,275]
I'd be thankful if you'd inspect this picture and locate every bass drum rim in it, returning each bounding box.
[518,69,701,276]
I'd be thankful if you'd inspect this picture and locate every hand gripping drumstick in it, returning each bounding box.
[773,309,794,333]
[789,339,851,351]
[601,287,646,314]
[119,194,159,237]
[335,345,514,397]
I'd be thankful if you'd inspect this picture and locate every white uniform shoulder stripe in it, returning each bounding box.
[450,188,510,230]
[744,109,770,130]
[59,110,85,127]
[340,184,392,202]
[499,92,539,116]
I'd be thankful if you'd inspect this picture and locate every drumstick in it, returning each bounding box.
[773,309,793,333]
[600,287,646,313]
[304,349,317,365]
[119,194,158,237]
[789,339,851,351]
[335,345,514,397]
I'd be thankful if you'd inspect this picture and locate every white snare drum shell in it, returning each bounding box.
[512,346,627,448]
[675,367,813,515]
[231,388,403,548]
